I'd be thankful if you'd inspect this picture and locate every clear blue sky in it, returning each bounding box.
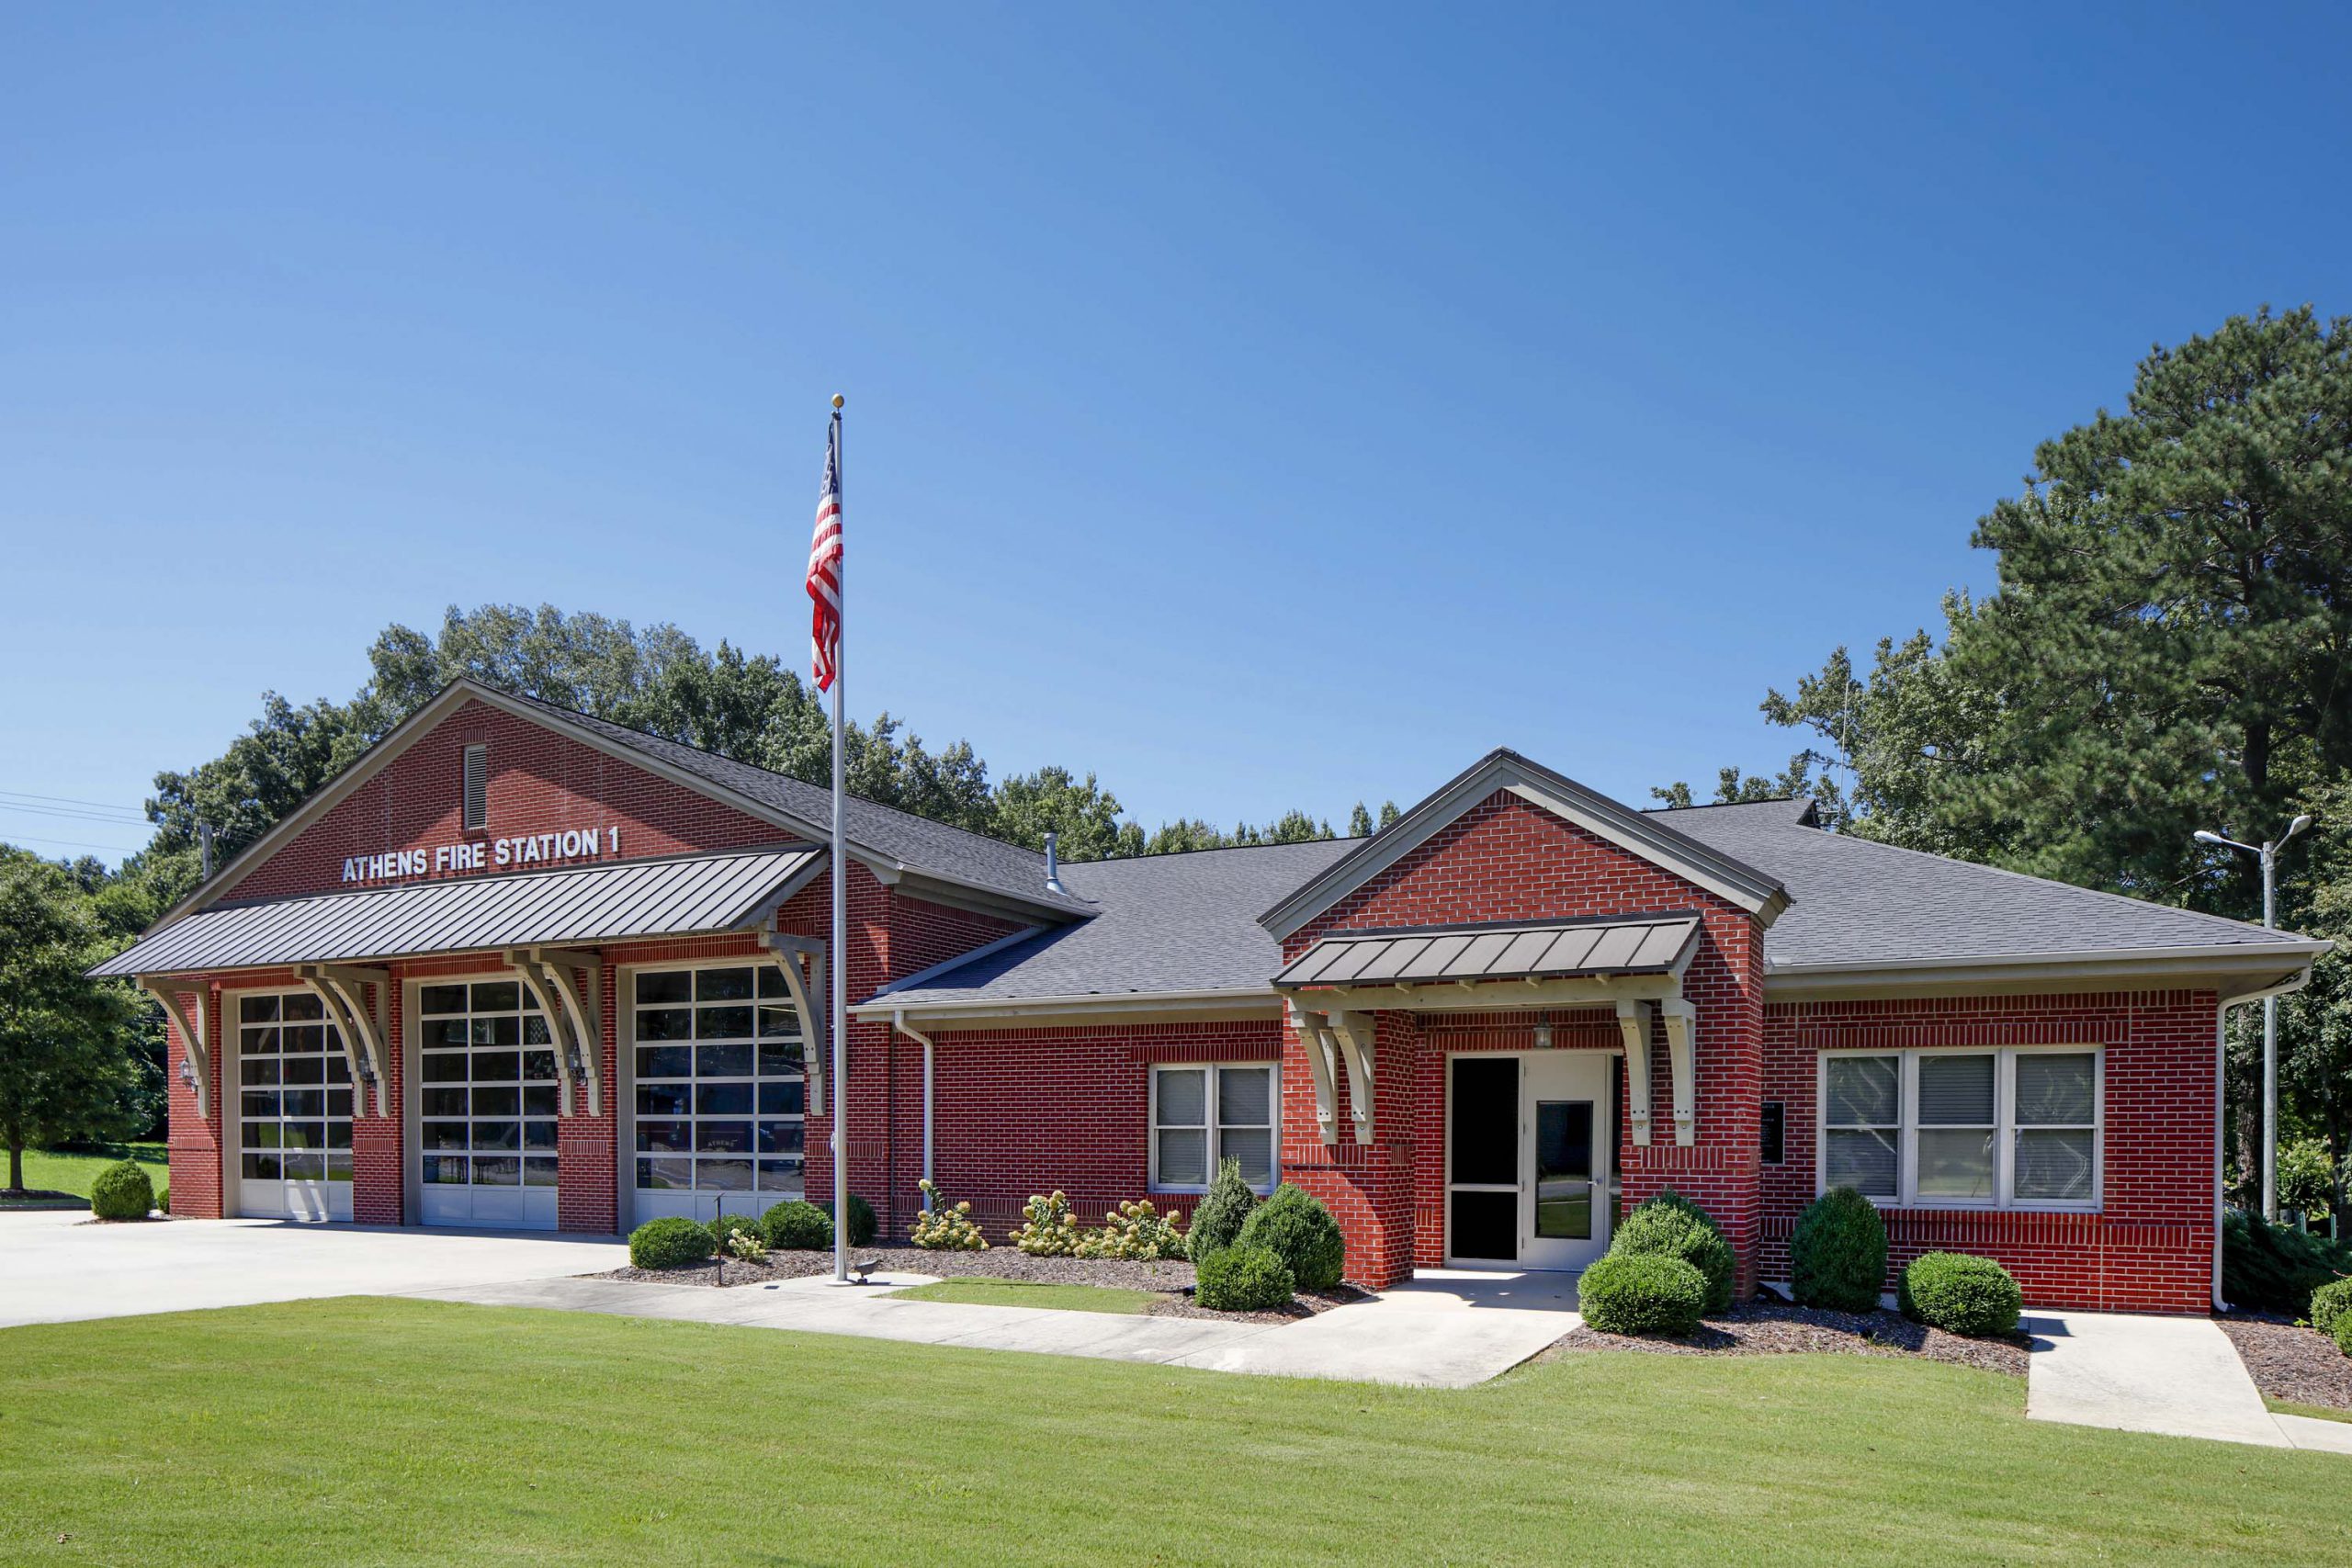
[6,4,2348,863]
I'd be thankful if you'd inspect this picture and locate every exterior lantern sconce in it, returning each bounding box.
[1533,1014,1553,1051]
[176,1056,198,1090]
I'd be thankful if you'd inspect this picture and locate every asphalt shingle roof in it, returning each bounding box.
[878,838,1357,1003]
[507,693,1092,917]
[1645,798,2319,970]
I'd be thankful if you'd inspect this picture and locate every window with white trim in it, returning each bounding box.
[1820,1048,2100,1210]
[1151,1064,1276,1193]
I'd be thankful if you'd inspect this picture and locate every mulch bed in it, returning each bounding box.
[2218,1314,2352,1412]
[1540,1298,2029,1377]
[590,1245,1367,1319]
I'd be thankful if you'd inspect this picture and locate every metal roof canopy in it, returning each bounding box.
[1273,914,1702,990]
[91,846,823,978]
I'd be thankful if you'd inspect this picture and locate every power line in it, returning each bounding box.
[0,799,151,826]
[0,829,147,855]
[0,786,148,815]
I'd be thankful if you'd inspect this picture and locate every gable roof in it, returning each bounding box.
[1256,748,1789,940]
[870,838,1357,1011]
[164,678,1091,933]
[1647,798,2326,976]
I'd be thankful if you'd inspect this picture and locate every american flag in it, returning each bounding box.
[807,413,842,691]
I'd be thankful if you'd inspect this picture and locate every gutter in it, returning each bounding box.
[891,1010,937,1207]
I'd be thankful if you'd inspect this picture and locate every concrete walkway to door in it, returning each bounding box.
[2026,1309,2352,1455]
[417,1265,1582,1388]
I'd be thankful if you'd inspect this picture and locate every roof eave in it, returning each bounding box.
[1763,939,2331,1004]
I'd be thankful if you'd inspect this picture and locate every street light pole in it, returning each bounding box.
[2194,815,2312,1223]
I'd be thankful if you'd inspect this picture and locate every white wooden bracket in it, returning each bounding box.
[1325,1010,1377,1145]
[141,979,211,1121]
[506,948,605,1118]
[762,935,828,1119]
[1658,997,1697,1147]
[294,964,392,1117]
[1613,998,1654,1147]
[1287,1000,1340,1145]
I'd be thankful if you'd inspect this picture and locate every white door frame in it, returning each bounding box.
[1443,1048,1617,1271]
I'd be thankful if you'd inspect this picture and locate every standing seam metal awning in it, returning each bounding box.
[90,846,822,977]
[1272,914,1702,988]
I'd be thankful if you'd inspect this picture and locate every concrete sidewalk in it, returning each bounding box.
[0,1209,627,1329]
[413,1266,1582,1388]
[2026,1310,2352,1454]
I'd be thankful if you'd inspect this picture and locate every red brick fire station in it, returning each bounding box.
[97,678,2326,1311]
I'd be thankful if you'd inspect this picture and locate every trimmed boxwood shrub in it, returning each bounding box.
[1186,1157,1258,1260]
[707,1211,763,1254]
[2222,1211,2352,1313]
[89,1160,155,1221]
[761,1200,833,1251]
[629,1215,713,1269]
[1235,1183,1346,1290]
[1898,1252,2023,1337]
[2311,1277,2352,1338]
[156,1184,170,1215]
[1578,1251,1706,1337]
[1195,1244,1295,1312]
[1610,1190,1735,1314]
[821,1194,878,1247]
[1791,1186,1888,1311]
[2335,1312,2352,1361]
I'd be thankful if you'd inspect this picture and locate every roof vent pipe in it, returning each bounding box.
[1044,831,1068,897]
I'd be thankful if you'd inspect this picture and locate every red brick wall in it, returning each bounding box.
[922,1019,1283,1240]
[159,982,223,1218]
[1762,990,2219,1313]
[225,698,790,903]
[1279,790,1767,1289]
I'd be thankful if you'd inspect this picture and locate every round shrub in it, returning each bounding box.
[1791,1186,1888,1312]
[707,1211,763,1254]
[1898,1252,2023,1337]
[629,1215,713,1269]
[1610,1190,1735,1314]
[1577,1251,1707,1337]
[1194,1244,1295,1313]
[2308,1277,2352,1338]
[1185,1157,1259,1260]
[156,1184,170,1215]
[2335,1312,2352,1361]
[1235,1183,1346,1291]
[821,1194,878,1247]
[89,1160,155,1221]
[761,1200,833,1251]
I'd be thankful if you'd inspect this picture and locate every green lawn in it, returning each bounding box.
[2,1298,2346,1565]
[891,1278,1160,1314]
[1,1143,165,1206]
[2267,1396,2352,1425]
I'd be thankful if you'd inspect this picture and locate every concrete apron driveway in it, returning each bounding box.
[0,1209,627,1330]
[2026,1309,2352,1455]
[420,1266,1583,1389]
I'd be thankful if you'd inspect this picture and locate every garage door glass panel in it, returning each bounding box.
[633,965,804,1204]
[236,991,354,1220]
[417,980,560,1228]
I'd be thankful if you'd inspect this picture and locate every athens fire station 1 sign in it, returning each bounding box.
[341,827,623,886]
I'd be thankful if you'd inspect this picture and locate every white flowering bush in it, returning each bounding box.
[724,1228,770,1263]
[1073,1199,1188,1260]
[910,1179,989,1250]
[1009,1190,1083,1256]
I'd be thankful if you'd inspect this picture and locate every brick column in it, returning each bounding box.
[350,978,406,1224]
[163,982,226,1218]
[556,963,619,1233]
[1281,1009,1418,1288]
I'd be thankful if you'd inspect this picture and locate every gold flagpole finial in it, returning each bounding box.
[831,393,844,410]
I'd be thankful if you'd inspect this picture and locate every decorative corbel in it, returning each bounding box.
[1658,997,1698,1147]
[507,948,605,1118]
[762,933,828,1118]
[1286,999,1340,1145]
[294,964,391,1117]
[1325,1010,1377,1145]
[1613,998,1653,1147]
[141,979,210,1121]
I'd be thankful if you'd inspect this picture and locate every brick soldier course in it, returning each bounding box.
[99,677,2325,1313]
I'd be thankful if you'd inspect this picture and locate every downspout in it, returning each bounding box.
[2212,968,2318,1312]
[893,1009,936,1209]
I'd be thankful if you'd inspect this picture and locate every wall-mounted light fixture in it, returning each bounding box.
[1532,1013,1553,1051]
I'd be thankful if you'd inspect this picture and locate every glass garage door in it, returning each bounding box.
[629,964,806,1225]
[236,992,354,1221]
[417,980,560,1230]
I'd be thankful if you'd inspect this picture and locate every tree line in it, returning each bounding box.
[1655,305,2352,1218]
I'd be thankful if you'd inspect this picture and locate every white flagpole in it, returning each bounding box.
[829,393,849,1284]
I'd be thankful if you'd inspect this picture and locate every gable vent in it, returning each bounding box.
[462,745,489,830]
